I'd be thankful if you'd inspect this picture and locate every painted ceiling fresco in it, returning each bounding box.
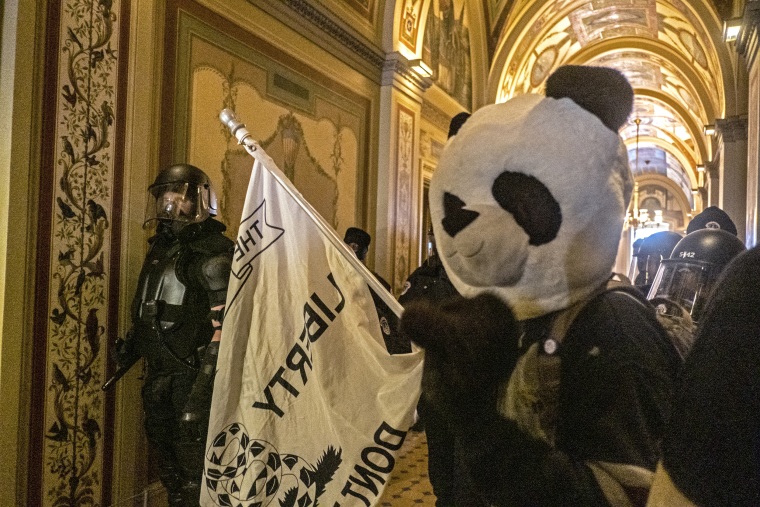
[489,0,726,207]
[497,0,721,106]
[423,0,473,109]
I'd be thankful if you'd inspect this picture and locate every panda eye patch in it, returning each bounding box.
[442,192,480,237]
[492,171,561,246]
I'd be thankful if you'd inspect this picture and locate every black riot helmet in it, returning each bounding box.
[631,231,683,293]
[144,164,218,229]
[648,228,746,323]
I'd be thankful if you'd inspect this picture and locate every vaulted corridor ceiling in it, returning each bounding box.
[481,0,741,229]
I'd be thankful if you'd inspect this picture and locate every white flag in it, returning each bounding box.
[202,147,424,507]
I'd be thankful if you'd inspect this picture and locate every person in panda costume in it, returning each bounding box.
[400,65,681,507]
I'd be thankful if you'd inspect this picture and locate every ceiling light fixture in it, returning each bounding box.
[408,59,432,78]
[703,124,716,136]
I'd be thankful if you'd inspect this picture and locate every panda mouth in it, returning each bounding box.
[448,240,484,258]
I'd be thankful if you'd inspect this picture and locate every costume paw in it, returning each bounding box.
[400,293,520,429]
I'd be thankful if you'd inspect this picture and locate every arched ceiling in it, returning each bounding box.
[485,0,737,214]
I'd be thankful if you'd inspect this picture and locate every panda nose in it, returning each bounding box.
[442,192,480,237]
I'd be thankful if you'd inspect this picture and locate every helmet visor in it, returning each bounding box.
[144,182,209,227]
[647,260,720,322]
[631,253,664,288]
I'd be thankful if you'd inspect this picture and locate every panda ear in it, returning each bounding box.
[545,65,633,132]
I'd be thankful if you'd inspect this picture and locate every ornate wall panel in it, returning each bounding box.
[165,0,372,241]
[393,104,415,292]
[399,0,424,53]
[417,119,446,260]
[31,1,129,505]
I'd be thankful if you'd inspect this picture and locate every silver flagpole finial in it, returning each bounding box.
[219,109,258,152]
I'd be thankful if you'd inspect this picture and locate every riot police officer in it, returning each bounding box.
[648,228,745,358]
[648,245,760,506]
[115,164,233,505]
[399,226,458,305]
[686,205,737,235]
[631,230,683,295]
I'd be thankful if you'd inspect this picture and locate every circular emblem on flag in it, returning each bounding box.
[400,281,412,296]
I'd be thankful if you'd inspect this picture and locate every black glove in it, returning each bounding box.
[400,293,521,433]
[112,331,138,369]
[180,340,220,440]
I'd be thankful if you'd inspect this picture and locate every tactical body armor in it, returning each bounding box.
[131,220,231,374]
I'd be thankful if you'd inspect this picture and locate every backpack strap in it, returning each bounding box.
[501,284,606,444]
[501,280,654,444]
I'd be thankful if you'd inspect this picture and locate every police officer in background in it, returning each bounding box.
[686,205,737,235]
[647,228,745,359]
[399,226,458,306]
[648,245,760,507]
[114,164,234,505]
[398,225,466,506]
[343,227,409,354]
[631,230,682,295]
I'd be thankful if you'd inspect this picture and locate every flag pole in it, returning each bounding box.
[220,109,404,318]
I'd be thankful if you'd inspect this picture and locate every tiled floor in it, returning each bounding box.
[378,430,437,506]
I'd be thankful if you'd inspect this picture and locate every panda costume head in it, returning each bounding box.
[431,65,634,320]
